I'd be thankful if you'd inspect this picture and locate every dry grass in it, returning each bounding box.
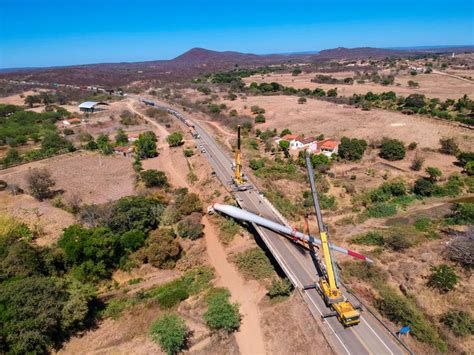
[243,70,474,100]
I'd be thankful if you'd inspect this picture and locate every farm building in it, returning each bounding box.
[78,101,109,113]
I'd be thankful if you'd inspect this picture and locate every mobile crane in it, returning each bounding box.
[232,125,252,191]
[303,150,360,327]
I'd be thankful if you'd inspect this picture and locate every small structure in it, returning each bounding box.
[318,139,340,157]
[62,118,81,127]
[78,101,109,113]
[114,146,134,157]
[276,134,318,150]
[127,133,140,142]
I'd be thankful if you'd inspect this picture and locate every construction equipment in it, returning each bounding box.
[303,150,360,327]
[232,125,252,191]
[208,203,373,263]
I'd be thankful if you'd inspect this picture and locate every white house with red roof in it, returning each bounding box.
[317,139,340,157]
[275,134,340,157]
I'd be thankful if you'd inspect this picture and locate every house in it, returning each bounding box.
[276,134,318,150]
[114,146,134,157]
[127,133,140,142]
[317,139,340,157]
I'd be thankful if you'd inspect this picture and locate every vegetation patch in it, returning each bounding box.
[234,247,275,280]
[203,288,240,332]
[150,313,188,355]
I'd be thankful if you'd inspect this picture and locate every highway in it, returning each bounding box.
[141,99,408,355]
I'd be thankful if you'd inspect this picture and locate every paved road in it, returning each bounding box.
[140,99,408,355]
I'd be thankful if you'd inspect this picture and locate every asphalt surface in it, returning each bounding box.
[143,99,408,355]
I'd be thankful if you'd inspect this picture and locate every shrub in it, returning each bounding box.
[338,137,367,161]
[385,233,413,251]
[427,264,459,292]
[414,178,435,197]
[175,191,202,216]
[279,128,291,137]
[351,231,384,246]
[2,149,23,167]
[465,161,474,176]
[267,278,293,298]
[379,139,406,161]
[150,314,187,355]
[27,168,56,200]
[446,203,474,225]
[249,158,265,170]
[141,170,168,188]
[229,109,238,117]
[441,310,474,337]
[250,105,265,114]
[413,217,431,232]
[234,247,274,280]
[364,203,397,218]
[439,138,459,155]
[342,261,387,285]
[408,142,417,150]
[425,167,442,181]
[166,132,183,147]
[298,97,307,104]
[176,216,204,240]
[410,154,424,171]
[375,286,447,352]
[408,80,419,88]
[120,229,145,252]
[183,149,194,157]
[255,114,266,123]
[204,288,240,332]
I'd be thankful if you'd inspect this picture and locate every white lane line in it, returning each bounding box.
[361,317,394,355]
[306,294,351,355]
[243,197,352,355]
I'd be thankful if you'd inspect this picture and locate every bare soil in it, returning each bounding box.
[0,191,75,245]
[0,151,136,205]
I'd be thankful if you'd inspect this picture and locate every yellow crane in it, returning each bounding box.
[232,125,252,191]
[303,150,360,326]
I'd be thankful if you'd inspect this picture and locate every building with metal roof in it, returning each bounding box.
[78,101,109,112]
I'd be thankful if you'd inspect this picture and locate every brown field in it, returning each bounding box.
[218,94,474,150]
[0,191,75,245]
[0,151,135,205]
[243,71,474,100]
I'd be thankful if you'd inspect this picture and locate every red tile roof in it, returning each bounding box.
[318,139,340,150]
[281,134,298,141]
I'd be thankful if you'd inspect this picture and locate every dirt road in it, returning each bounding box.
[203,217,267,354]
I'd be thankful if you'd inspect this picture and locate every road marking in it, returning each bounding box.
[156,101,401,355]
[361,317,394,355]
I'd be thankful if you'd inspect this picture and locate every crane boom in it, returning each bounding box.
[304,150,360,326]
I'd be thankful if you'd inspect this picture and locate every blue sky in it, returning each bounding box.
[0,0,473,68]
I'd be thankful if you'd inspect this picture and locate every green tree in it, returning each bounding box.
[176,216,204,240]
[135,131,158,158]
[405,94,425,110]
[292,68,302,76]
[120,229,145,252]
[427,264,459,293]
[279,140,290,150]
[115,128,128,146]
[27,168,56,200]
[267,278,293,298]
[338,137,367,161]
[140,169,168,188]
[41,131,74,154]
[150,314,188,355]
[145,229,182,269]
[204,289,240,332]
[280,128,291,137]
[24,95,41,108]
[96,134,113,155]
[183,149,194,157]
[379,139,406,161]
[465,161,474,176]
[166,132,183,147]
